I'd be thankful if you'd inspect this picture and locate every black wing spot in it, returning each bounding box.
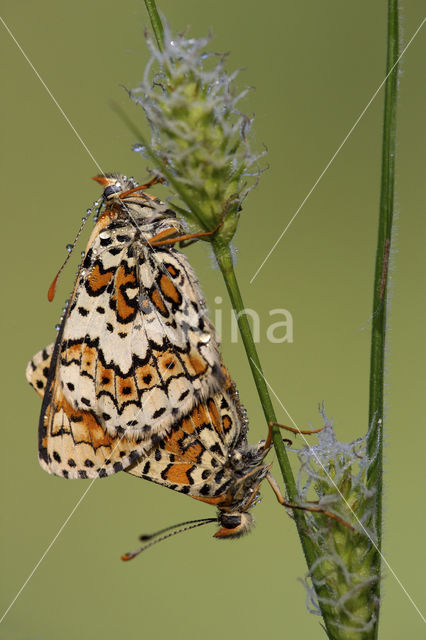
[142,461,150,474]
[129,451,140,463]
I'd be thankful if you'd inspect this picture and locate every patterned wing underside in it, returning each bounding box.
[26,344,54,398]
[26,345,244,487]
[126,381,249,503]
[26,345,152,478]
[53,219,223,446]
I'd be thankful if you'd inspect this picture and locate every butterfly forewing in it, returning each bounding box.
[27,180,224,478]
[57,210,223,443]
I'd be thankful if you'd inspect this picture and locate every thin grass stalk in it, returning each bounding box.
[367,1,399,636]
[144,0,164,51]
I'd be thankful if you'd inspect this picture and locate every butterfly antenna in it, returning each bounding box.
[47,201,101,302]
[121,518,216,562]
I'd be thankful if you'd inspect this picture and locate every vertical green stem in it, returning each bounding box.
[368,0,399,635]
[212,238,337,638]
[144,0,165,51]
[211,241,294,491]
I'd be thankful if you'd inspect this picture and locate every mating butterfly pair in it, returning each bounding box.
[26,174,273,547]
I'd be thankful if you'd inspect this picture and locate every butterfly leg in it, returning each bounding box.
[148,218,224,248]
[119,175,166,198]
[266,473,354,530]
[263,422,323,451]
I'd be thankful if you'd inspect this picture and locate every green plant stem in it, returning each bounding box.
[212,241,295,489]
[367,0,399,635]
[144,0,164,51]
[142,3,343,636]
[212,238,337,638]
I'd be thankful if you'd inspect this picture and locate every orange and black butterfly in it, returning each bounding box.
[27,174,326,552]
[26,174,225,478]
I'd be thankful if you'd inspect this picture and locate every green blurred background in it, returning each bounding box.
[1,1,425,638]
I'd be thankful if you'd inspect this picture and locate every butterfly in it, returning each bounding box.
[26,174,224,478]
[125,370,271,542]
[27,343,272,542]
[26,173,329,550]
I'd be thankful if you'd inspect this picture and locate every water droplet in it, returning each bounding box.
[92,248,97,255]
[199,333,211,344]
[55,324,60,331]
[66,243,73,252]
[81,251,85,257]
[81,216,87,223]
[133,144,145,153]
[81,269,86,276]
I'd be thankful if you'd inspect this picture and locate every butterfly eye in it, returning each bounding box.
[103,183,122,199]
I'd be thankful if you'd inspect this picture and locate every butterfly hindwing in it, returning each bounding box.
[26,345,153,478]
[126,375,250,501]
[26,343,54,398]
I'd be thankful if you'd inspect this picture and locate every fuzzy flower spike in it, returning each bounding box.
[296,409,381,639]
[130,23,264,244]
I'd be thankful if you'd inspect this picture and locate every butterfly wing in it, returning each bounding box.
[54,209,223,449]
[26,343,54,398]
[27,345,150,478]
[126,376,247,502]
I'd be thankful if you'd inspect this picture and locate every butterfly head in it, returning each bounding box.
[92,173,179,229]
[214,511,255,539]
[92,174,138,200]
